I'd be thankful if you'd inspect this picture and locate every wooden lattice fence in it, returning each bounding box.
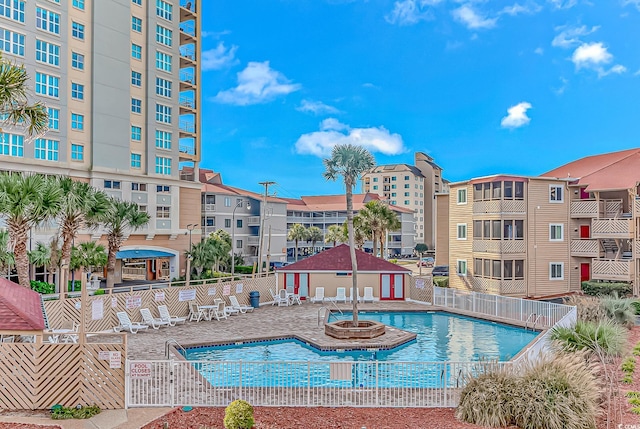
[408,275,433,303]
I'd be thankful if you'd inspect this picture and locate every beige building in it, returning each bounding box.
[362,152,448,250]
[0,0,202,283]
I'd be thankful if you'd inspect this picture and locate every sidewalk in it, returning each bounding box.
[0,407,173,429]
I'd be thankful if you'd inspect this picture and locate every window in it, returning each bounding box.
[71,22,84,40]
[131,43,142,59]
[1,0,25,23]
[372,185,378,190]
[236,240,242,249]
[404,184,409,189]
[36,7,59,34]
[155,103,171,123]
[155,77,172,98]
[0,133,23,157]
[47,107,59,130]
[156,206,170,218]
[34,138,58,161]
[35,72,59,97]
[35,39,60,66]
[0,28,25,56]
[132,0,141,5]
[473,220,482,239]
[71,144,83,161]
[131,16,142,32]
[71,82,84,100]
[72,0,85,10]
[373,177,378,182]
[138,205,147,213]
[156,185,170,193]
[71,113,83,130]
[155,130,171,149]
[130,153,141,168]
[131,182,147,191]
[404,200,410,205]
[156,0,172,21]
[236,219,242,228]
[457,223,467,240]
[457,188,467,204]
[549,224,564,241]
[155,51,172,72]
[224,219,231,228]
[155,156,171,175]
[104,180,121,189]
[131,71,142,86]
[131,98,141,113]
[550,262,564,280]
[205,218,214,226]
[391,184,396,189]
[391,176,396,181]
[71,52,84,69]
[550,185,563,203]
[131,125,141,141]
[456,260,467,276]
[502,219,524,240]
[156,25,172,46]
[404,175,410,180]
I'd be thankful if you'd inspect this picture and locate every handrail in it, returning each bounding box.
[524,313,536,331]
[327,299,343,315]
[317,307,327,327]
[532,314,543,331]
[166,338,186,359]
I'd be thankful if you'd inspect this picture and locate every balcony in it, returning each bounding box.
[180,69,196,88]
[570,200,599,218]
[570,239,600,257]
[591,218,633,239]
[179,144,195,155]
[180,21,196,45]
[180,46,196,67]
[591,258,633,282]
[472,277,526,296]
[202,203,215,212]
[179,94,195,112]
[247,216,261,226]
[180,0,196,20]
[635,198,640,218]
[472,199,526,215]
[472,240,525,254]
[179,119,195,136]
[247,236,260,246]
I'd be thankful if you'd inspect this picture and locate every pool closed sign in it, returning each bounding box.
[130,362,152,380]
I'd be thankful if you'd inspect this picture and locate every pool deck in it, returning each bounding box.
[126,300,435,360]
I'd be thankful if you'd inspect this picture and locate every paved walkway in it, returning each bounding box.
[0,408,172,429]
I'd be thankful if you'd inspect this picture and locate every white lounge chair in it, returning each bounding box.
[269,288,283,306]
[349,287,361,303]
[188,301,207,322]
[363,287,375,303]
[140,308,171,329]
[310,287,325,303]
[229,295,254,313]
[158,305,187,326]
[334,287,347,303]
[215,298,239,317]
[278,289,289,307]
[114,312,149,334]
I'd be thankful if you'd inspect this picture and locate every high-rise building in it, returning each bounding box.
[0,0,202,283]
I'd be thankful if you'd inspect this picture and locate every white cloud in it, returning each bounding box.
[501,102,532,129]
[571,42,627,77]
[551,25,599,49]
[201,30,231,39]
[385,0,435,25]
[296,99,341,115]
[553,77,569,95]
[201,42,239,71]
[452,4,497,29]
[622,0,640,10]
[499,3,542,16]
[547,0,578,9]
[214,61,301,105]
[295,119,405,157]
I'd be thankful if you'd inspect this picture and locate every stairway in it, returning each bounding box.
[601,238,621,259]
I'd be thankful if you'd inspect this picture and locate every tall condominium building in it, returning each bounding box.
[362,152,448,250]
[0,0,202,283]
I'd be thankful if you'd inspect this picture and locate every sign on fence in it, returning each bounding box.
[236,283,243,294]
[129,362,152,380]
[126,296,142,309]
[92,299,104,320]
[416,279,425,289]
[179,289,197,301]
[155,292,165,302]
[223,285,230,296]
[98,351,110,360]
[109,351,121,369]
[208,287,217,296]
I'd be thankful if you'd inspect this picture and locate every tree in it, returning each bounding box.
[0,173,62,287]
[47,236,61,286]
[323,144,375,326]
[358,200,386,257]
[70,241,107,284]
[57,177,110,291]
[28,241,51,283]
[0,230,14,278]
[288,223,308,262]
[342,215,369,250]
[188,240,211,278]
[306,226,323,255]
[378,203,401,259]
[415,243,428,257]
[101,199,150,288]
[324,224,345,248]
[207,234,231,273]
[0,53,48,136]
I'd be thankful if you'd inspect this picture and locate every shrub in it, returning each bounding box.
[455,367,517,427]
[621,356,636,374]
[433,276,448,288]
[550,319,628,357]
[234,266,254,275]
[581,280,632,297]
[67,280,82,291]
[223,400,254,429]
[601,295,636,327]
[564,295,607,323]
[30,280,55,294]
[93,289,105,295]
[632,300,640,315]
[51,404,100,420]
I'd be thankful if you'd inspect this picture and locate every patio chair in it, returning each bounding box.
[210,300,228,321]
[310,287,325,303]
[114,311,149,334]
[278,289,289,307]
[215,298,239,316]
[158,304,187,326]
[229,295,254,313]
[363,287,375,303]
[188,301,207,322]
[349,287,362,303]
[290,293,302,305]
[334,287,347,303]
[61,322,80,343]
[140,308,171,329]
[269,288,283,306]
[1,335,14,343]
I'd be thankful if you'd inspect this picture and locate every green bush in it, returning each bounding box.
[581,280,632,297]
[51,404,100,420]
[433,276,448,288]
[223,399,254,429]
[631,300,640,315]
[455,367,517,427]
[67,280,82,291]
[30,280,55,294]
[550,319,628,357]
[92,289,105,295]
[601,295,637,327]
[234,266,254,274]
[564,295,607,323]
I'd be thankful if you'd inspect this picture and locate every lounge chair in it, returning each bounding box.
[334,287,347,303]
[310,287,325,303]
[211,299,229,320]
[278,289,289,307]
[140,308,171,329]
[229,295,254,313]
[270,288,284,306]
[349,287,361,303]
[158,305,187,326]
[363,287,375,303]
[188,301,207,322]
[114,312,149,334]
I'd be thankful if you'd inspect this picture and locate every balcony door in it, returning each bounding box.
[285,273,309,298]
[580,225,590,238]
[380,274,404,300]
[580,263,590,283]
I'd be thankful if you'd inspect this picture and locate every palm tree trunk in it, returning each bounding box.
[10,225,30,287]
[59,227,74,294]
[295,239,299,261]
[372,231,378,258]
[106,236,120,288]
[346,188,359,327]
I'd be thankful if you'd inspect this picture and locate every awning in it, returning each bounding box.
[116,249,175,260]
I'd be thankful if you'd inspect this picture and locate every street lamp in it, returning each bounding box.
[185,223,196,286]
[231,200,251,277]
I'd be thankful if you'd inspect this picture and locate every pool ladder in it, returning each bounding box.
[165,338,186,359]
[524,313,543,331]
[317,301,344,327]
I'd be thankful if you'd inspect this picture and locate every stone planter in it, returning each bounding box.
[324,320,386,339]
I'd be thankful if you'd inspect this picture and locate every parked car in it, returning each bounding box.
[269,261,289,270]
[431,265,449,277]
[417,257,435,267]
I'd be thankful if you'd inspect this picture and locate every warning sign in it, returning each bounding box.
[130,362,152,379]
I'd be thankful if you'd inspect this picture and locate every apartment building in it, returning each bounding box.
[439,148,640,298]
[362,152,448,250]
[0,0,202,282]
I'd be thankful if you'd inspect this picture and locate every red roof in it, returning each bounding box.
[0,278,46,331]
[279,244,410,273]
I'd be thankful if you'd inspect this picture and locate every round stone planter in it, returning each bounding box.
[324,320,386,339]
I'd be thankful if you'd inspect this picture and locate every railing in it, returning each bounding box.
[472,199,526,215]
[180,69,195,85]
[635,198,640,218]
[180,20,195,37]
[570,200,599,218]
[570,239,600,257]
[203,203,215,212]
[591,218,633,238]
[180,0,196,13]
[179,119,195,134]
[247,216,261,225]
[180,46,196,61]
[179,95,195,109]
[591,258,633,282]
[122,267,146,276]
[179,144,195,155]
[471,277,526,296]
[472,240,525,254]
[247,236,259,245]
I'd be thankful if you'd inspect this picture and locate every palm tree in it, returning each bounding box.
[306,226,323,255]
[288,223,308,262]
[343,215,370,250]
[57,177,110,291]
[188,240,212,278]
[207,234,231,273]
[323,144,375,326]
[358,200,386,257]
[0,173,62,287]
[0,229,14,278]
[324,224,345,248]
[70,241,107,285]
[48,236,61,286]
[28,242,51,284]
[379,203,401,259]
[0,53,48,136]
[101,198,150,288]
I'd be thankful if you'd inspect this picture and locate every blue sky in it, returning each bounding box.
[199,0,640,199]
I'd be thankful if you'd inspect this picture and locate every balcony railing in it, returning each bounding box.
[202,203,215,212]
[635,198,640,218]
[180,0,196,13]
[591,218,633,239]
[247,236,260,246]
[472,199,526,215]
[179,144,195,155]
[570,239,600,257]
[472,277,526,296]
[472,240,525,254]
[591,258,633,282]
[247,216,261,226]
[179,120,195,134]
[570,199,624,219]
[180,46,196,62]
[179,95,195,109]
[180,21,195,37]
[180,69,195,85]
